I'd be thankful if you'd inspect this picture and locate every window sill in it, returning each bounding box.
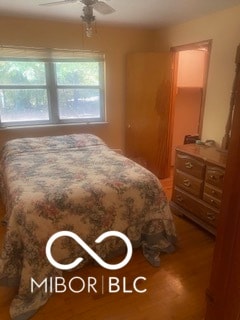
[0,122,109,131]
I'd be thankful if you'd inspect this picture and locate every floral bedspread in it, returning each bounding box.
[0,134,176,320]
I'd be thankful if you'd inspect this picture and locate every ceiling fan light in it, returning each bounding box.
[81,16,95,37]
[83,4,94,17]
[81,4,96,37]
[85,24,93,37]
[81,14,95,23]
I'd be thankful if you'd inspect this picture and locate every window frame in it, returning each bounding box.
[0,49,106,127]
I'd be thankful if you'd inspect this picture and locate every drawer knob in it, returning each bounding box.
[185,161,193,169]
[176,195,183,202]
[183,178,191,187]
[207,212,216,221]
[211,190,216,195]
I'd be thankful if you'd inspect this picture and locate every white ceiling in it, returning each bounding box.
[0,0,240,28]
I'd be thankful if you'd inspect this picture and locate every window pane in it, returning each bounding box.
[0,89,49,122]
[58,88,100,119]
[0,61,46,85]
[55,62,99,85]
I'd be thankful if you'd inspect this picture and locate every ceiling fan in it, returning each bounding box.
[39,0,115,37]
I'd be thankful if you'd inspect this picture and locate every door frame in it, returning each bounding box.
[169,40,212,146]
[205,44,240,320]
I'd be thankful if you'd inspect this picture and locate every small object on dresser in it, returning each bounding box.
[184,134,200,144]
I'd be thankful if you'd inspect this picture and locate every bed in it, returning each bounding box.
[0,133,176,320]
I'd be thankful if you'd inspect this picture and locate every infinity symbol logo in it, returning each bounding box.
[46,231,133,270]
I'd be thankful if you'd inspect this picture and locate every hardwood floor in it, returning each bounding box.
[0,174,215,320]
[160,168,174,201]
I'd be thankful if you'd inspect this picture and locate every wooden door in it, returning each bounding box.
[205,44,240,320]
[125,52,173,179]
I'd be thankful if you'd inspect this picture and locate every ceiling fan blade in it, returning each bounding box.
[39,0,77,6]
[93,1,115,15]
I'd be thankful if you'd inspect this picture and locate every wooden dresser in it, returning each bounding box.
[170,144,227,235]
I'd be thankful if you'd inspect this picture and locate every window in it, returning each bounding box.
[0,47,105,127]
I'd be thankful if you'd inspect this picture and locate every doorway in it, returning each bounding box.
[170,41,212,166]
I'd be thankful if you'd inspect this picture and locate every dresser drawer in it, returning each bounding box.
[205,166,225,189]
[175,151,205,179]
[204,183,223,201]
[175,170,203,198]
[203,193,222,210]
[173,188,218,227]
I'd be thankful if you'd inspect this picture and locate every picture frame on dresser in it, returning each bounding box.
[170,143,227,235]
